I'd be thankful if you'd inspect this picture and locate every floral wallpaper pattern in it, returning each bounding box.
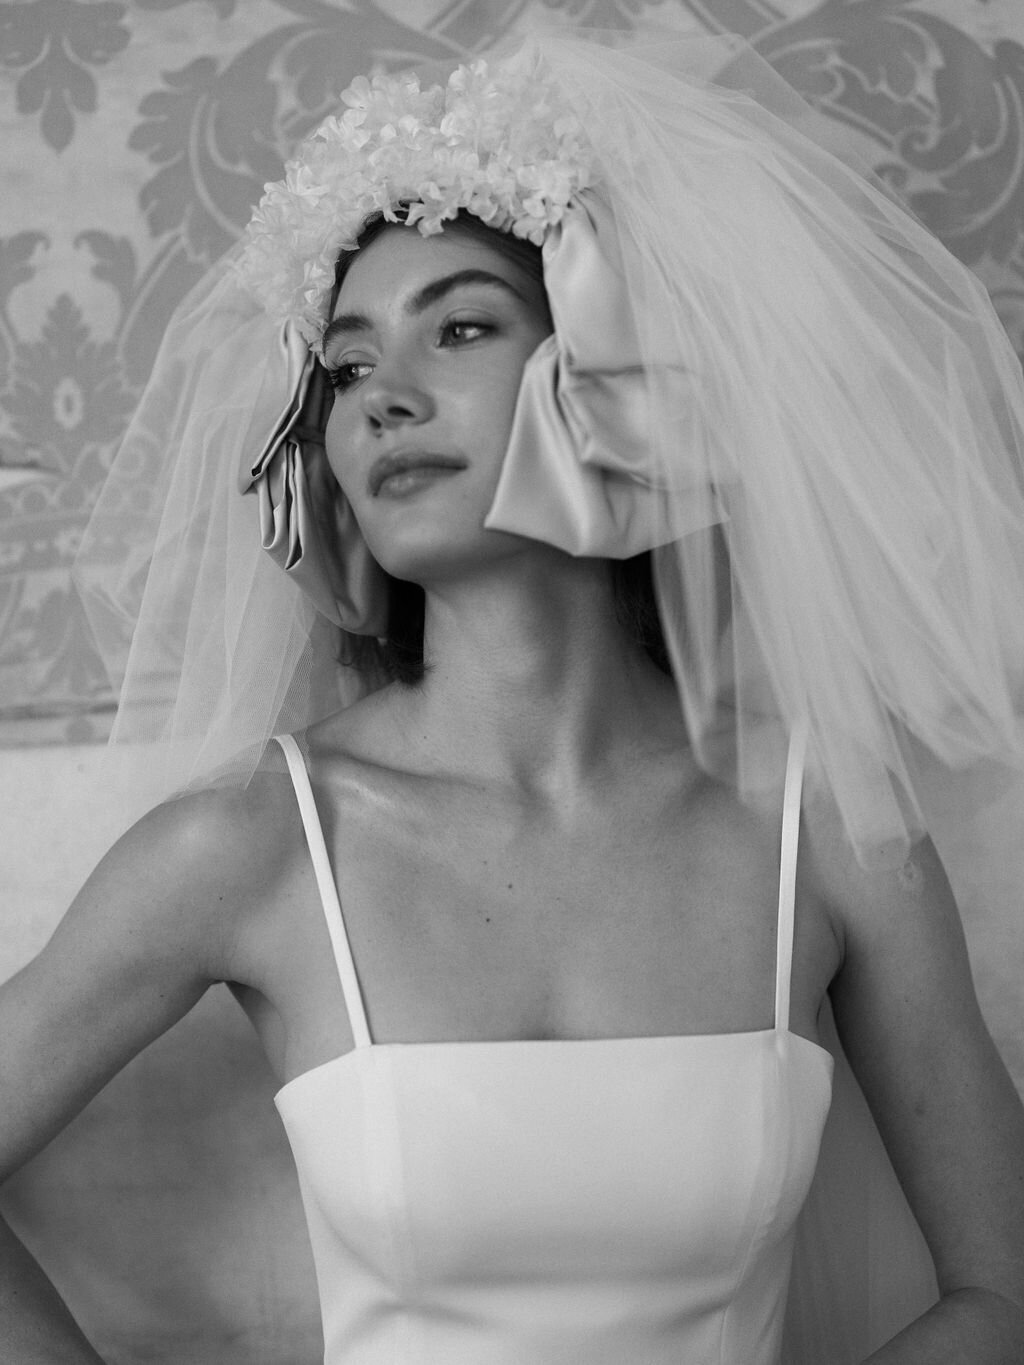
[2,0,1022,743]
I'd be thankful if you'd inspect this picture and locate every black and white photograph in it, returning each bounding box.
[2,3,1024,1362]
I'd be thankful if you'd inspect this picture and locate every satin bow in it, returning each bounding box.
[486,191,719,556]
[240,323,389,635]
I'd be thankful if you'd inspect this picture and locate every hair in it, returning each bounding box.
[329,208,670,684]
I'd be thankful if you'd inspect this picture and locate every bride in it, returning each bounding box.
[3,29,1024,1365]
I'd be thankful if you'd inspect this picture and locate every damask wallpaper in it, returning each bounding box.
[2,0,1023,745]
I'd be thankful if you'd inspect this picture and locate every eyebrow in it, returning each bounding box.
[321,269,529,353]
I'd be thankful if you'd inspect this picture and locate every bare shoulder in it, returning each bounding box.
[796,789,960,959]
[73,767,306,966]
[796,791,976,1067]
[0,763,311,1178]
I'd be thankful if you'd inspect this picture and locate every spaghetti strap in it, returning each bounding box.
[274,734,373,1049]
[774,721,808,1034]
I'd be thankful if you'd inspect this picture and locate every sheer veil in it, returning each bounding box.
[74,28,1024,1360]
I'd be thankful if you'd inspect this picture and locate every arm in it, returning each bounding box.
[0,789,268,1363]
[818,827,1024,1363]
[0,1219,105,1364]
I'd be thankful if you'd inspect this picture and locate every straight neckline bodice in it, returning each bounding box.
[275,1029,832,1105]
[271,727,835,1365]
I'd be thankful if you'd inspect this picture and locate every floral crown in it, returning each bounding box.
[236,47,595,346]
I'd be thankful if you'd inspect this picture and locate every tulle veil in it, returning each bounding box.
[74,27,1024,1361]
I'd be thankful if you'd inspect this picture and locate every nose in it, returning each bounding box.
[360,371,433,433]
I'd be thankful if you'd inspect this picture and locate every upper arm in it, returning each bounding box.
[0,785,288,1183]
[821,826,1024,1311]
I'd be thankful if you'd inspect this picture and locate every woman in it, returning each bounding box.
[3,27,1024,1364]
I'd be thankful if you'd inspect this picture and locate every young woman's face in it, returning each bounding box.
[322,222,552,583]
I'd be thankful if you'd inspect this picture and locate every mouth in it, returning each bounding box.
[368,451,468,497]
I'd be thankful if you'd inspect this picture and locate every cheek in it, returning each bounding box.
[323,409,357,498]
[473,349,536,436]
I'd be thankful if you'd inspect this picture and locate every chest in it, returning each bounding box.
[354,803,768,1023]
[239,766,837,1087]
[260,752,837,1365]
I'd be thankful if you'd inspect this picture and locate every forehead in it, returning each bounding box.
[332,222,542,316]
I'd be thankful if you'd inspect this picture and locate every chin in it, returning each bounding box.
[365,526,530,587]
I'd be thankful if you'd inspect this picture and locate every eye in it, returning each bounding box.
[323,359,373,393]
[438,318,492,347]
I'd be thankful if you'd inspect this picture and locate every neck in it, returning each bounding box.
[390,551,681,793]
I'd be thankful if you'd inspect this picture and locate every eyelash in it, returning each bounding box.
[323,318,493,393]
[440,318,490,346]
[323,360,371,393]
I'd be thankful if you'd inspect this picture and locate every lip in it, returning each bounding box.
[368,450,467,497]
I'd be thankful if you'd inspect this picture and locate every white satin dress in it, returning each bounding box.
[273,732,833,1364]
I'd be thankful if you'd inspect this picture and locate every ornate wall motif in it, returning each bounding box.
[2,0,1022,742]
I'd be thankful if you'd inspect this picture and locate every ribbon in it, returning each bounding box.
[486,191,721,556]
[240,323,389,636]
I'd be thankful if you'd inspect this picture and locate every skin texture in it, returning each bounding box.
[1,224,1023,1362]
[321,220,553,585]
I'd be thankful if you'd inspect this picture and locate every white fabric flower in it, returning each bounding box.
[235,48,594,345]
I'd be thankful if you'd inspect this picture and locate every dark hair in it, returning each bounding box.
[330,210,670,684]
